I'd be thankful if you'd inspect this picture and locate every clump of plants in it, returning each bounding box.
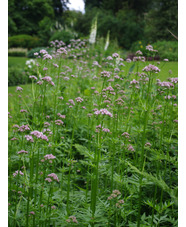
[8,39,178,226]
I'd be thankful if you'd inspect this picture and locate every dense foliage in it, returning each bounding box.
[8,0,178,50]
[8,39,178,226]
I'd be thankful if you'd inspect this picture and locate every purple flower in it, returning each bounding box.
[45,178,52,182]
[25,135,34,142]
[43,54,52,60]
[19,124,30,132]
[107,56,113,60]
[146,45,153,51]
[126,58,131,63]
[29,75,37,80]
[112,53,119,58]
[143,64,160,73]
[20,109,27,113]
[30,130,49,142]
[101,71,111,78]
[13,170,24,177]
[16,86,23,92]
[136,50,143,55]
[55,120,64,125]
[53,63,59,68]
[145,142,152,147]
[68,99,75,106]
[130,79,139,85]
[42,76,51,82]
[47,173,59,182]
[94,108,113,117]
[17,150,28,155]
[44,154,56,160]
[40,49,48,54]
[58,96,64,100]
[37,81,43,85]
[102,128,110,133]
[128,145,135,152]
[75,97,83,103]
[11,137,18,141]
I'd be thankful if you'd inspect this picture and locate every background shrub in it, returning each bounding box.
[27,46,54,58]
[8,34,41,49]
[49,30,75,45]
[152,40,178,61]
[130,40,178,61]
[8,67,30,86]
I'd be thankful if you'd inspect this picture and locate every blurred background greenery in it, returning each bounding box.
[8,0,178,86]
[8,0,178,51]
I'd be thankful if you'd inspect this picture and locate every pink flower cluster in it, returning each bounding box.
[130,79,139,85]
[68,99,75,106]
[128,145,135,152]
[25,135,34,142]
[17,150,28,155]
[44,154,56,160]
[169,77,178,84]
[107,189,121,200]
[13,170,24,177]
[122,132,130,138]
[133,56,145,62]
[107,56,113,60]
[46,173,59,182]
[18,124,30,132]
[112,53,119,58]
[55,120,64,125]
[42,76,55,86]
[16,86,23,92]
[43,54,52,60]
[102,128,110,133]
[145,142,152,147]
[136,50,143,55]
[66,216,78,224]
[157,81,174,88]
[75,97,84,103]
[105,86,114,92]
[143,64,160,73]
[40,49,48,54]
[57,47,67,55]
[57,113,66,119]
[101,71,111,78]
[94,108,113,117]
[53,63,59,68]
[30,130,48,141]
[29,75,37,80]
[20,109,27,113]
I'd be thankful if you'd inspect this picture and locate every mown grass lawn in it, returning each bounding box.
[8,56,30,68]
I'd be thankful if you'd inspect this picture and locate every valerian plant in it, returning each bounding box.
[8,39,178,227]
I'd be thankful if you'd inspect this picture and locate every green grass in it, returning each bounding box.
[8,56,30,68]
[128,61,178,81]
[8,84,32,111]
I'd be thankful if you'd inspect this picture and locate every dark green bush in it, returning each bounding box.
[8,35,41,49]
[27,47,53,58]
[130,40,178,61]
[8,67,31,86]
[152,41,178,61]
[49,30,75,45]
